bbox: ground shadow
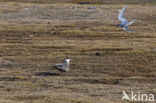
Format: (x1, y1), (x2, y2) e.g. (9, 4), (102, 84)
(34, 72), (60, 76)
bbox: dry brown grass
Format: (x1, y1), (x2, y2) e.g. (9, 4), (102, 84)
(0, 0), (156, 4)
(0, 2), (155, 103)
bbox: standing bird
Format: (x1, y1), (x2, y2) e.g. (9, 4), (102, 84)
(118, 5), (135, 32)
(54, 59), (71, 72)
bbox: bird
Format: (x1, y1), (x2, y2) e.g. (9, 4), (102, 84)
(85, 66), (90, 70)
(118, 5), (136, 32)
(54, 59), (71, 72)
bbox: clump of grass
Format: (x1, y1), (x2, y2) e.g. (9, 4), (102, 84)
(61, 30), (84, 35)
(0, 24), (48, 32)
(11, 95), (45, 101)
(61, 30), (94, 36)
(0, 76), (28, 81)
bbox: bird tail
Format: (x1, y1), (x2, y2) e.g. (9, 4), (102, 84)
(128, 20), (135, 25)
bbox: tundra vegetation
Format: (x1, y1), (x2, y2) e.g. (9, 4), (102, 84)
(0, 0), (155, 103)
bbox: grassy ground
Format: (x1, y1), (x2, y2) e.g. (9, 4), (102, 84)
(0, 0), (156, 4)
(0, 2), (155, 103)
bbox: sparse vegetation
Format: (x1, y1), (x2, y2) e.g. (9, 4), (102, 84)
(0, 1), (155, 103)
(0, 0), (156, 4)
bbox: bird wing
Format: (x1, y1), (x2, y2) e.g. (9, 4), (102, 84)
(54, 63), (69, 72)
(118, 5), (128, 24)
(123, 27), (134, 32)
(128, 20), (136, 25)
(54, 63), (63, 69)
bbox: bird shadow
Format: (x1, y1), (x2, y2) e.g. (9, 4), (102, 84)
(34, 72), (60, 76)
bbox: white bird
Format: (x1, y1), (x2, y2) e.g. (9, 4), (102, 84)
(54, 59), (71, 72)
(118, 5), (135, 32)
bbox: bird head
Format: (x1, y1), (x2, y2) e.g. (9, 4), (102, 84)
(64, 59), (71, 64)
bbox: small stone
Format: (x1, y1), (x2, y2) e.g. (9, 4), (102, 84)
(95, 52), (101, 56)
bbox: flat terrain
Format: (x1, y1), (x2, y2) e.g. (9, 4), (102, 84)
(0, 2), (156, 103)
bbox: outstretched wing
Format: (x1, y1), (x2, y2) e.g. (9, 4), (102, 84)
(123, 27), (134, 32)
(128, 20), (135, 25)
(118, 5), (128, 24)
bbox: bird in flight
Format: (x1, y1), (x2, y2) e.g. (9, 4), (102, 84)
(118, 5), (135, 32)
(54, 59), (71, 72)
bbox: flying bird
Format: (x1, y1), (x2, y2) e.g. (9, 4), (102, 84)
(118, 5), (135, 32)
(54, 59), (71, 72)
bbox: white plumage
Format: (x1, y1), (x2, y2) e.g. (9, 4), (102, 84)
(118, 5), (135, 32)
(54, 59), (71, 72)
